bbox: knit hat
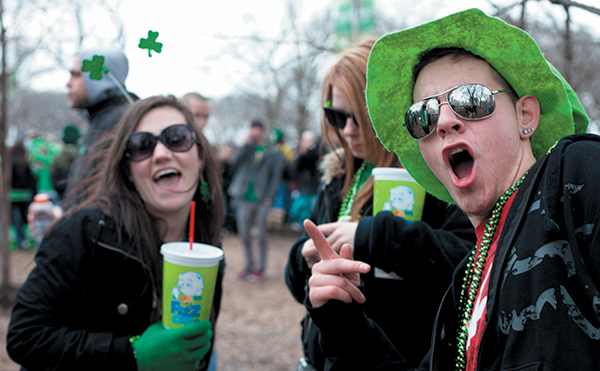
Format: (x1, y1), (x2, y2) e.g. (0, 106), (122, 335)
(273, 128), (285, 143)
(62, 125), (80, 145)
(366, 8), (589, 203)
(78, 49), (129, 108)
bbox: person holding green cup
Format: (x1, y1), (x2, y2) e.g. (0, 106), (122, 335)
(285, 39), (475, 370)
(304, 8), (595, 370)
(7, 95), (224, 371)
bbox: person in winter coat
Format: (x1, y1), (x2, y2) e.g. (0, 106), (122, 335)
(50, 125), (80, 202)
(285, 38), (475, 371)
(10, 139), (37, 248)
(304, 9), (598, 371)
(63, 48), (134, 209)
(288, 131), (322, 225)
(228, 120), (286, 282)
(7, 95), (224, 371)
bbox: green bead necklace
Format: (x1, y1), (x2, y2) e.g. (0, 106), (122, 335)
(338, 162), (368, 222)
(454, 172), (528, 371)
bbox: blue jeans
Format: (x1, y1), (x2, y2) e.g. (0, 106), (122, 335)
(208, 348), (217, 371)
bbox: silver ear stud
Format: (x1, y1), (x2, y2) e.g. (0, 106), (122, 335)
(523, 128), (534, 135)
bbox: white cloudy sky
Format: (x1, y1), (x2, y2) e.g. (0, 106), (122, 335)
(25, 0), (600, 100)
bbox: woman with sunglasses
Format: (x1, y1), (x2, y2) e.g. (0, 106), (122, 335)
(7, 95), (223, 371)
(285, 39), (475, 371)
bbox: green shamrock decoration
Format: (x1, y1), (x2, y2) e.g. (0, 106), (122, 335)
(81, 55), (109, 80)
(138, 30), (163, 57)
(200, 180), (211, 208)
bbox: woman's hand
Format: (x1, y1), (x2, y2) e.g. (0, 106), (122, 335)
(318, 221), (358, 252)
(131, 321), (213, 371)
(301, 221), (359, 269)
(304, 220), (370, 309)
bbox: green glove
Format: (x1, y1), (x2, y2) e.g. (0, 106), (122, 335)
(130, 321), (213, 371)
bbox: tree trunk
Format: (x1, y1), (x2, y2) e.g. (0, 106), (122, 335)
(563, 4), (573, 83)
(0, 0), (14, 304)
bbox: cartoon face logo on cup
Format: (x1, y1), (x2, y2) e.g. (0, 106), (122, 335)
(170, 271), (205, 325)
(172, 271), (205, 302)
(382, 185), (415, 220)
(372, 167), (426, 223)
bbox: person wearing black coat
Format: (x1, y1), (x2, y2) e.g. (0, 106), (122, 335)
(7, 96), (224, 371)
(63, 48), (133, 209)
(284, 38), (475, 371)
(11, 140), (37, 248)
(303, 9), (598, 371)
(286, 150), (475, 370)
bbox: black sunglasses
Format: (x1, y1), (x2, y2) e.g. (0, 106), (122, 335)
(324, 106), (358, 130)
(404, 83), (512, 140)
(125, 124), (197, 161)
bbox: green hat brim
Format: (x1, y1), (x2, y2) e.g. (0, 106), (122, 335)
(366, 8), (589, 204)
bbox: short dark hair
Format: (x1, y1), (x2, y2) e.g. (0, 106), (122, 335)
(413, 47), (518, 104)
(251, 120), (264, 129)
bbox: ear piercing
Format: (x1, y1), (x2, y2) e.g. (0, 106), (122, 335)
(523, 128), (534, 135)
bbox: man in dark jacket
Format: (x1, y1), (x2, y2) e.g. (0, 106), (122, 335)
(228, 120), (285, 282)
(303, 9), (599, 371)
(63, 48), (133, 208)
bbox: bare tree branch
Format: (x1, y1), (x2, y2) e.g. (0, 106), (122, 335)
(547, 0), (600, 16)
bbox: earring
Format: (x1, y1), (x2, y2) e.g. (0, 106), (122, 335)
(523, 128), (534, 135)
(199, 173), (211, 207)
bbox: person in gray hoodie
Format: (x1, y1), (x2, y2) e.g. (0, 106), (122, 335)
(64, 48), (134, 208)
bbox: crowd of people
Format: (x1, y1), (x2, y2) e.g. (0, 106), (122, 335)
(8, 49), (322, 252)
(5, 7), (600, 371)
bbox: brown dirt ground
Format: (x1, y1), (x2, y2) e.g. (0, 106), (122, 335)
(0, 229), (306, 371)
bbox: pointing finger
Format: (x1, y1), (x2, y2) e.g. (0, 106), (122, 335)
(304, 219), (338, 261)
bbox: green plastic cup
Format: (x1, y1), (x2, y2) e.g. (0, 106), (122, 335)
(372, 167), (426, 223)
(161, 242), (223, 329)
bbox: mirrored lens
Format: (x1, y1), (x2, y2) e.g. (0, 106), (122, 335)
(404, 99), (439, 140)
(448, 84), (496, 120)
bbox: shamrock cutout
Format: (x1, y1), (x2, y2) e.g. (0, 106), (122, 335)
(81, 55), (109, 80)
(200, 180), (211, 208)
(139, 30), (163, 57)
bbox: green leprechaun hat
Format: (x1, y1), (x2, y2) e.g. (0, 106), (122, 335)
(366, 8), (589, 204)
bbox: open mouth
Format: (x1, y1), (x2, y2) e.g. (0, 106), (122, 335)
(154, 169), (181, 188)
(449, 148), (474, 181)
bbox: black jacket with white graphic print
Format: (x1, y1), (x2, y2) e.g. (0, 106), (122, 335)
(307, 134), (600, 370)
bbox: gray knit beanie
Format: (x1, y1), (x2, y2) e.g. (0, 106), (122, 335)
(77, 49), (129, 107)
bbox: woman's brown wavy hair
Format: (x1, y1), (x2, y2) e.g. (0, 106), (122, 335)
(320, 38), (400, 220)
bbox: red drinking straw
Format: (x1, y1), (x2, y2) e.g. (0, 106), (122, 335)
(189, 201), (196, 250)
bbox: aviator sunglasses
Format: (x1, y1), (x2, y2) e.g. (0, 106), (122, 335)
(125, 124), (197, 161)
(324, 100), (358, 130)
(404, 83), (512, 140)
